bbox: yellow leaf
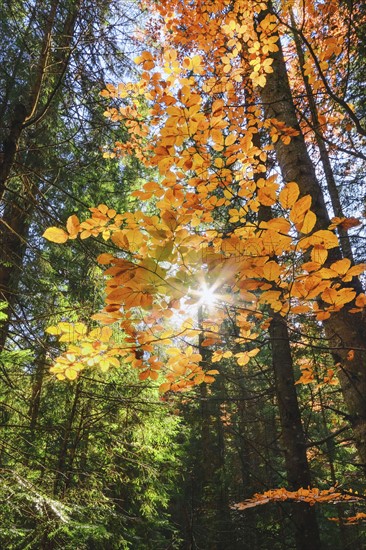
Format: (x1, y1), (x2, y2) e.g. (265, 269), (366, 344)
(343, 263), (366, 281)
(66, 215), (80, 238)
(300, 210), (316, 234)
(322, 287), (356, 306)
(259, 290), (282, 311)
(258, 186), (277, 206)
(308, 230), (339, 249)
(100, 326), (113, 342)
(302, 261), (321, 272)
(97, 204), (109, 214)
(80, 230), (91, 239)
(166, 347), (181, 356)
(266, 218), (290, 233)
(45, 325), (61, 335)
(311, 246), (328, 264)
(111, 230), (129, 249)
(235, 352), (250, 366)
(225, 133), (236, 146)
(107, 356), (120, 368)
(330, 258), (351, 275)
(43, 227), (69, 243)
(65, 367), (78, 380)
(263, 261), (281, 281)
(279, 182), (299, 209)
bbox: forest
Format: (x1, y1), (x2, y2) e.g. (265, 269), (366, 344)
(0, 0), (366, 548)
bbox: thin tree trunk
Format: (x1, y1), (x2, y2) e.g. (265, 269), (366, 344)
(269, 313), (322, 550)
(28, 354), (47, 435)
(290, 10), (354, 262)
(53, 380), (81, 497)
(0, 181), (35, 350)
(197, 306), (233, 550)
(0, 1), (80, 350)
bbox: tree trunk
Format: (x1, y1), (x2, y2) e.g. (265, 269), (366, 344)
(259, 3), (366, 469)
(53, 380), (81, 496)
(197, 306), (233, 550)
(28, 353), (47, 435)
(269, 313), (322, 550)
(0, 183), (35, 350)
(290, 11), (354, 262)
(258, 203), (321, 548)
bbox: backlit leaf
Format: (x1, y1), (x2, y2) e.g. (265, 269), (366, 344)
(43, 227), (69, 243)
(289, 195), (312, 225)
(263, 261), (281, 281)
(66, 215), (80, 238)
(279, 182), (299, 209)
(300, 210), (316, 234)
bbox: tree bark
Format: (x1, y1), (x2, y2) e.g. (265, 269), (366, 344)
(0, 182), (35, 350)
(290, 11), (354, 262)
(259, 4), (366, 469)
(53, 380), (81, 497)
(269, 313), (322, 550)
(197, 306), (233, 550)
(258, 203), (321, 549)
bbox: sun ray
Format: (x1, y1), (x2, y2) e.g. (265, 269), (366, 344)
(198, 282), (218, 308)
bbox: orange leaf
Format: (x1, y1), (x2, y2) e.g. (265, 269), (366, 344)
(289, 195), (312, 225)
(279, 182), (300, 209)
(308, 230), (339, 249)
(159, 382), (171, 393)
(97, 253), (115, 265)
(258, 186), (277, 206)
(330, 258), (351, 275)
(343, 263), (366, 281)
(339, 217), (361, 230)
(263, 260), (281, 281)
(311, 246), (328, 264)
(300, 210), (316, 234)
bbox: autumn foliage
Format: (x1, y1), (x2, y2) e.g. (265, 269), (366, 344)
(43, 0), (366, 525)
(44, 1), (365, 391)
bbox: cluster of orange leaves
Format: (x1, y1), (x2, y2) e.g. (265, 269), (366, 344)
(329, 512), (366, 524)
(43, 0), (365, 392)
(232, 486), (360, 510)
